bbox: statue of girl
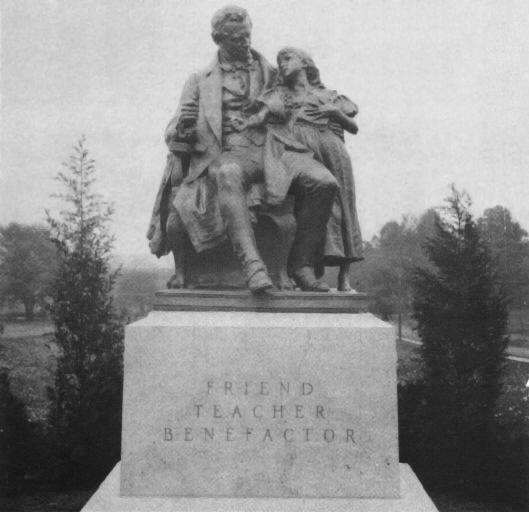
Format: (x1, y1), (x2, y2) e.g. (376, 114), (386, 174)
(233, 47), (363, 291)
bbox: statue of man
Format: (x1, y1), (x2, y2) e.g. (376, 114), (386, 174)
(151, 6), (338, 293)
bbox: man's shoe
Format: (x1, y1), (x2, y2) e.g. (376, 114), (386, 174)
(248, 269), (274, 294)
(291, 266), (330, 292)
(166, 271), (185, 289)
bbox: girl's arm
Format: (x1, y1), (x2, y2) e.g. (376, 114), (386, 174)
(315, 94), (358, 134)
(230, 105), (271, 132)
(329, 108), (358, 134)
(314, 104), (357, 134)
(336, 95), (358, 134)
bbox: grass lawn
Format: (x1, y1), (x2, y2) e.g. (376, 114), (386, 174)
(0, 319), (56, 423)
(1, 320), (54, 338)
(429, 490), (527, 512)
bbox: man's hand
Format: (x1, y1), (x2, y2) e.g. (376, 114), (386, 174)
(179, 101), (199, 124)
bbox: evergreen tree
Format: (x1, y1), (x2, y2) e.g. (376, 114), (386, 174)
(47, 137), (124, 486)
(412, 186), (508, 485)
(478, 205), (529, 308)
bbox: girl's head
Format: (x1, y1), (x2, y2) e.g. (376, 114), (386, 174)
(276, 47), (323, 87)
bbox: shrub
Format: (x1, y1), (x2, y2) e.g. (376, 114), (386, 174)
(409, 186), (509, 490)
(47, 138), (124, 486)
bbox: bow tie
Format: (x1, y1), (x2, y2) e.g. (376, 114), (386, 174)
(219, 59), (256, 72)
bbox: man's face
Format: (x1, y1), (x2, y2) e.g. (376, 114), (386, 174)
(217, 22), (251, 59)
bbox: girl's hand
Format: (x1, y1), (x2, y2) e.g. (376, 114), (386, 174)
(304, 102), (341, 119)
(317, 103), (341, 118)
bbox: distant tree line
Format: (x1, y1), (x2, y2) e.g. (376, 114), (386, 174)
(3, 204), (528, 324)
(0, 223), (57, 320)
(350, 203), (529, 329)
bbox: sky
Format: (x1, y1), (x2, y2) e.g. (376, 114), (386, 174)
(1, 0), (529, 261)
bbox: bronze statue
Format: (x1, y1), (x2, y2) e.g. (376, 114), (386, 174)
(147, 7), (362, 293)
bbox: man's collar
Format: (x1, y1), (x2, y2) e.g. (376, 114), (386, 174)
(205, 48), (264, 75)
(218, 50), (255, 72)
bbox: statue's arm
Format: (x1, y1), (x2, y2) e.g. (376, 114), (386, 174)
(230, 105), (271, 132)
(333, 96), (358, 134)
(165, 73), (200, 154)
(320, 93), (358, 137)
(246, 105), (271, 128)
(333, 109), (358, 135)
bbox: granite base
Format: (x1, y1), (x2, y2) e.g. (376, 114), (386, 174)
(120, 310), (399, 498)
(82, 463), (438, 511)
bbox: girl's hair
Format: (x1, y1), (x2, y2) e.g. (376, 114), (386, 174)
(276, 47), (324, 88)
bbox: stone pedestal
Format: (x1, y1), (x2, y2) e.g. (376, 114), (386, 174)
(82, 463), (439, 511)
(82, 290), (438, 510)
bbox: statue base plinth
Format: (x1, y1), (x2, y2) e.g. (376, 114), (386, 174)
(103, 289), (437, 509)
(120, 308), (398, 497)
(81, 463), (438, 511)
(153, 289), (369, 313)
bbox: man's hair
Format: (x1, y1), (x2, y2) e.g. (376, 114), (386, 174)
(211, 5), (252, 41)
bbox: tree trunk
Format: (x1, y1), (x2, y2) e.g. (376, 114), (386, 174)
(397, 273), (403, 340)
(23, 298), (35, 321)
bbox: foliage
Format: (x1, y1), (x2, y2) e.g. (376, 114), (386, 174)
(398, 346), (529, 506)
(0, 370), (38, 495)
(46, 137), (124, 486)
(478, 206), (529, 308)
(410, 186), (509, 488)
(0, 223), (56, 319)
(350, 212), (435, 332)
(351, 204), (529, 331)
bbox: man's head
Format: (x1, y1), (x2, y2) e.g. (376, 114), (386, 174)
(211, 6), (252, 60)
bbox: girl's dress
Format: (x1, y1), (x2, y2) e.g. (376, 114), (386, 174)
(259, 85), (364, 271)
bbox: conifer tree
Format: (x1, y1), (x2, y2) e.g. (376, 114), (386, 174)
(47, 137), (123, 485)
(412, 186), (508, 483)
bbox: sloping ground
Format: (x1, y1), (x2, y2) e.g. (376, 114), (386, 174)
(0, 490), (92, 512)
(0, 486), (526, 511)
(0, 321), (57, 423)
(430, 490), (527, 512)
